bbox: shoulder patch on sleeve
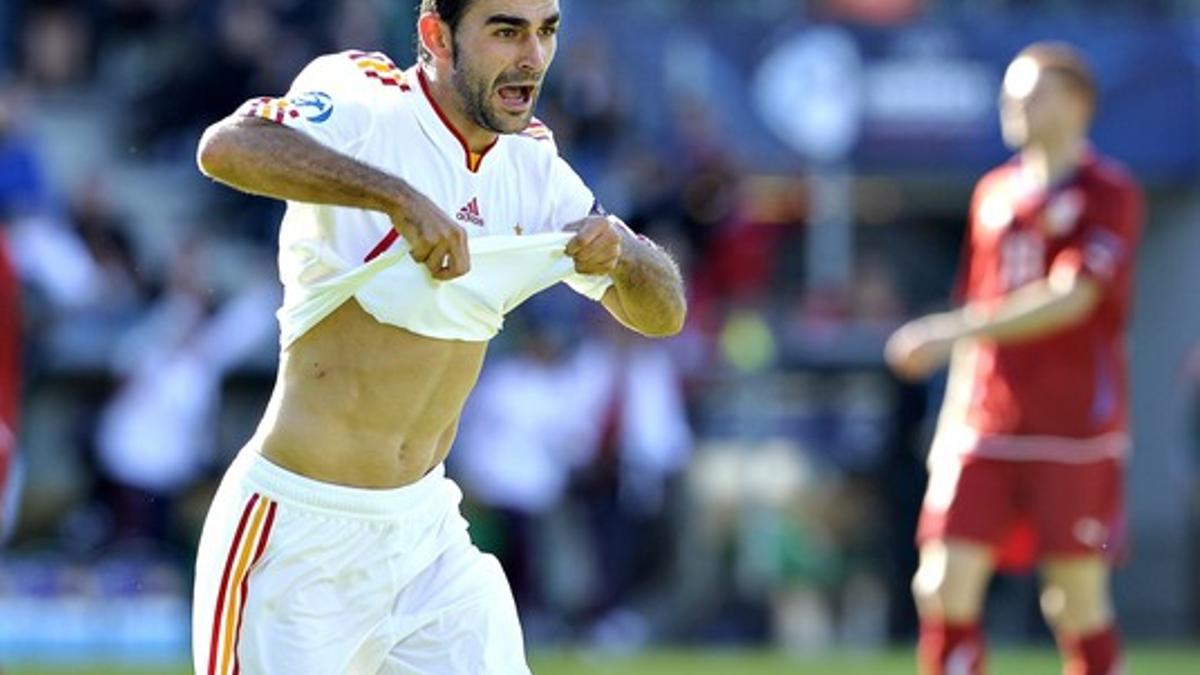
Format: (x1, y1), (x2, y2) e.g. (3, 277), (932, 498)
(240, 96), (302, 123)
(345, 50), (411, 91)
(239, 91), (336, 124)
(519, 117), (555, 142)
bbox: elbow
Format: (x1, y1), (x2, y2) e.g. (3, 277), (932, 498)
(640, 300), (687, 339)
(662, 305), (687, 337)
(196, 122), (233, 179)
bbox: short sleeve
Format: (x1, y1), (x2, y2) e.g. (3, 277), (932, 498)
(544, 154), (601, 230)
(234, 52), (382, 155)
(1049, 180), (1143, 293)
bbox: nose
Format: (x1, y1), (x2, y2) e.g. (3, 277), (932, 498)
(517, 33), (547, 73)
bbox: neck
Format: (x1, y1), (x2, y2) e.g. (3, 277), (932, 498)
(420, 65), (498, 154)
(1020, 136), (1087, 188)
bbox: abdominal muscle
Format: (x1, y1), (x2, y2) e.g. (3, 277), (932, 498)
(251, 299), (487, 488)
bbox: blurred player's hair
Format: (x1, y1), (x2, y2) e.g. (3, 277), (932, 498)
(417, 0), (477, 64)
(1018, 41), (1097, 116)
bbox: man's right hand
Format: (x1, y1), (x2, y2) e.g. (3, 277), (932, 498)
(389, 194), (470, 281)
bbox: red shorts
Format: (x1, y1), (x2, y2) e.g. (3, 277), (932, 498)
(916, 455), (1126, 572)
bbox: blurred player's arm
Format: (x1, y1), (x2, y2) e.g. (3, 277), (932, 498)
(886, 274), (1100, 381)
(564, 217), (686, 338)
(196, 116), (469, 279)
(888, 181), (1140, 382)
(961, 272), (1101, 342)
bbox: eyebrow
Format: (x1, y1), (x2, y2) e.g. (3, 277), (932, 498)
(485, 13), (560, 28)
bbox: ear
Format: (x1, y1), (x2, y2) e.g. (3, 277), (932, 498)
(418, 13), (454, 63)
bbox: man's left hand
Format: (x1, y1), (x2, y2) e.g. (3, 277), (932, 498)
(564, 216), (624, 276)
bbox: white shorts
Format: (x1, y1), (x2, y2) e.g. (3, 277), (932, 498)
(192, 450), (529, 675)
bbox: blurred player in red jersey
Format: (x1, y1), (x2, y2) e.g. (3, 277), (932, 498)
(0, 226), (19, 542)
(886, 42), (1143, 675)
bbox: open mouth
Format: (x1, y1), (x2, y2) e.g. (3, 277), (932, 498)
(496, 85), (535, 113)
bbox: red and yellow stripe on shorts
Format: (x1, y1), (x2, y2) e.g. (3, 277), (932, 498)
(207, 494), (278, 675)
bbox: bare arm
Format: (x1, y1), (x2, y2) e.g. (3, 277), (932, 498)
(958, 275), (1100, 343)
(564, 217), (686, 338)
(886, 274), (1100, 380)
(196, 116), (469, 278)
(601, 232), (686, 337)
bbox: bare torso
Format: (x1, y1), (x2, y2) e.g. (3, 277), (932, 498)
(253, 299), (487, 488)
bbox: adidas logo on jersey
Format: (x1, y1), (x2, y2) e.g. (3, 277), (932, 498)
(455, 198), (484, 227)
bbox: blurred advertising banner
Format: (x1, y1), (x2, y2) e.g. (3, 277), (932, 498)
(578, 6), (1198, 182)
(754, 20), (1200, 179)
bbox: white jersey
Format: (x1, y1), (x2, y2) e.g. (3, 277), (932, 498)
(235, 50), (612, 345)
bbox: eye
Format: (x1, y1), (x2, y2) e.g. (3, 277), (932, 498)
(539, 25), (558, 37)
(495, 28), (517, 38)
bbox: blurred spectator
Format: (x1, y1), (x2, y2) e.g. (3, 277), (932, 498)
(6, 211), (105, 313)
(691, 175), (807, 337)
(455, 292), (693, 645)
(0, 81), (107, 314)
(542, 32), (630, 177)
(67, 174), (151, 314)
(122, 0), (309, 158)
(568, 313), (693, 644)
(820, 0), (927, 24)
(452, 294), (599, 628)
(92, 239), (275, 545)
(18, 3), (94, 90)
(0, 83), (49, 220)
(330, 0), (388, 52)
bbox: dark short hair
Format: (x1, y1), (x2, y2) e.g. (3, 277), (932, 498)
(417, 0), (476, 63)
(1019, 41), (1097, 113)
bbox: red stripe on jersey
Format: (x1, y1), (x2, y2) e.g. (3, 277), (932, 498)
(364, 230), (400, 262)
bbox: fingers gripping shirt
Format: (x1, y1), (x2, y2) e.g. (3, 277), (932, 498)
(233, 51), (613, 345)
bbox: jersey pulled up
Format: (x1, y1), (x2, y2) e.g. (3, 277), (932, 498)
(235, 51), (612, 346)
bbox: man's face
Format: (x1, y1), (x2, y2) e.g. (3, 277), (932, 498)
(999, 56), (1083, 150)
(446, 0), (560, 134)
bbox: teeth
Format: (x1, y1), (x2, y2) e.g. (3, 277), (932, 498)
(498, 86), (528, 106)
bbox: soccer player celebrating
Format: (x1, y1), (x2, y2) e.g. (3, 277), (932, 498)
(191, 1), (685, 672)
(886, 42), (1142, 675)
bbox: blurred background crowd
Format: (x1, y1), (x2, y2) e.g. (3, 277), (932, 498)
(0, 0), (1198, 665)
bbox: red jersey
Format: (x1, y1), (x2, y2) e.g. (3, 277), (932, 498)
(942, 151), (1142, 462)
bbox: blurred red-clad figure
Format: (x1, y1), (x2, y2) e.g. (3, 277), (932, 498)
(0, 228), (20, 540)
